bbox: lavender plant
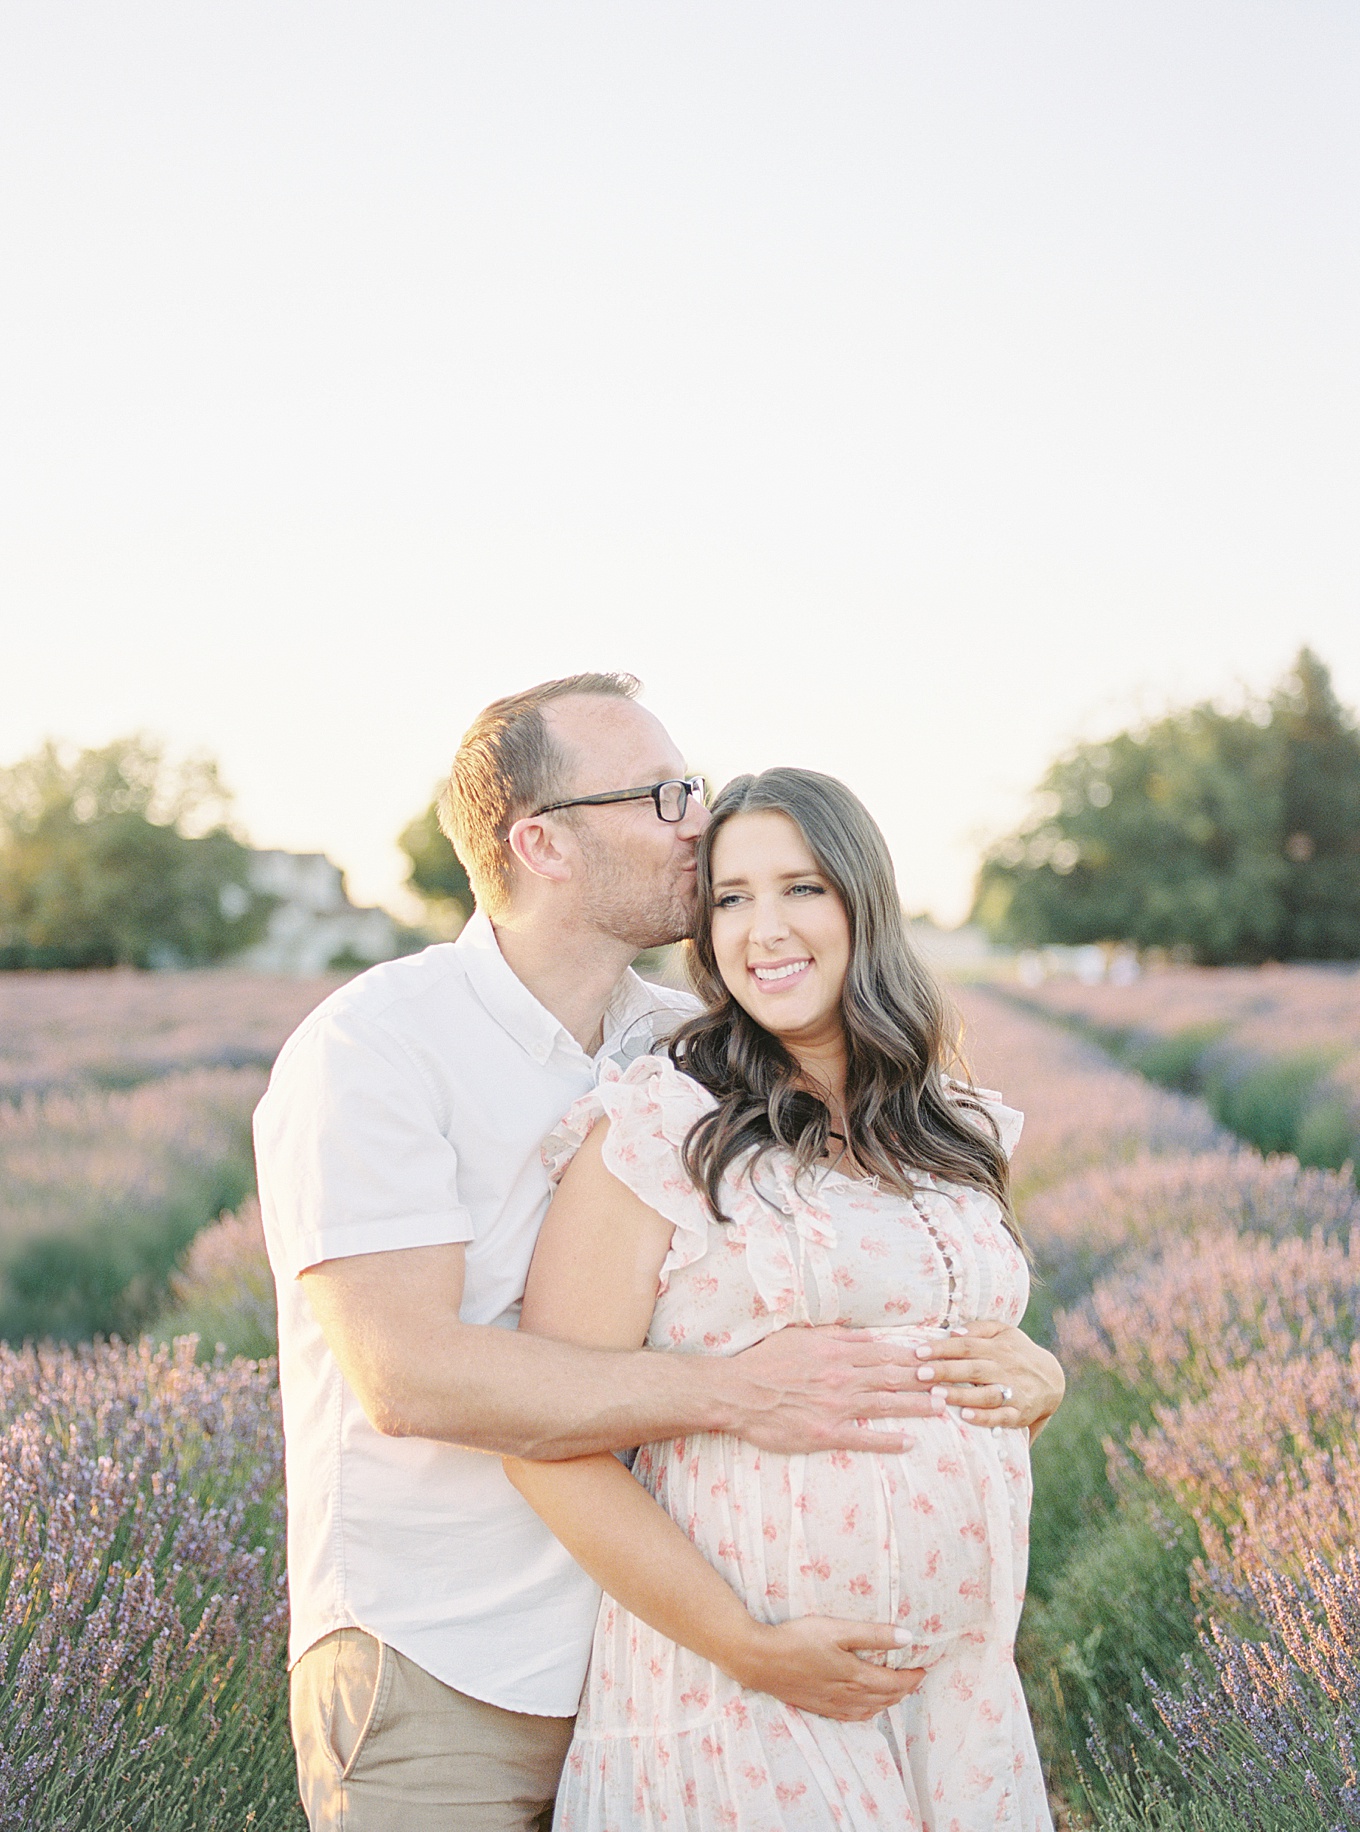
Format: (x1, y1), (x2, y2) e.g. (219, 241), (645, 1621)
(1029, 1148), (1359, 1314)
(0, 1336), (300, 1831)
(1090, 1548), (1360, 1830)
(953, 985), (1224, 1201)
(1058, 1224), (1360, 1403)
(1015, 961), (1360, 1139)
(0, 969), (336, 1101)
(156, 1200), (277, 1361)
(1136, 1344), (1360, 1580)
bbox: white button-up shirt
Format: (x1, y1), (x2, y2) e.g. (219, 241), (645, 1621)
(254, 913), (698, 1716)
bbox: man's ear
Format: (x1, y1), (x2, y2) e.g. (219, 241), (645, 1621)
(505, 815), (574, 886)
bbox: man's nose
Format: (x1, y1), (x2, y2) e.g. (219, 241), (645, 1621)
(679, 798), (711, 839)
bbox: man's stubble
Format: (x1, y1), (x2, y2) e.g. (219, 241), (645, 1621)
(573, 824), (697, 954)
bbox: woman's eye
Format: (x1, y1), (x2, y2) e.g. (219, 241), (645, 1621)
(789, 882), (824, 897)
(714, 893), (744, 909)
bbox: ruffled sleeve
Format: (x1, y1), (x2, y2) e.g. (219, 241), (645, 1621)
(542, 1055), (718, 1283)
(944, 1077), (1024, 1161)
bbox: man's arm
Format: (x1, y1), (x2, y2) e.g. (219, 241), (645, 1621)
(301, 1238), (947, 1460)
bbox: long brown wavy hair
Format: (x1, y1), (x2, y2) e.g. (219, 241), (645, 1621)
(669, 768), (1020, 1243)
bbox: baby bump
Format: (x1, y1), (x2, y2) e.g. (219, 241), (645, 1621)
(636, 1418), (1031, 1669)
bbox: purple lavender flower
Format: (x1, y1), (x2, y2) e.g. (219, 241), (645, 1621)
(0, 1336), (291, 1827)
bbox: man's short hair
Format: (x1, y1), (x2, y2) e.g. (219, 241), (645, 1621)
(439, 673), (641, 916)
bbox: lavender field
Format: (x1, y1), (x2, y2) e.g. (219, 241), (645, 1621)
(4, 967), (1360, 1827)
(0, 972), (336, 1343)
(0, 970), (334, 1830)
(958, 982), (1360, 1826)
(1010, 963), (1360, 1178)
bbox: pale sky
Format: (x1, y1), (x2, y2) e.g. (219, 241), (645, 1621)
(3, 3), (1357, 924)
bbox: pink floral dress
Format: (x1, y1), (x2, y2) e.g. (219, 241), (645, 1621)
(542, 1055), (1052, 1832)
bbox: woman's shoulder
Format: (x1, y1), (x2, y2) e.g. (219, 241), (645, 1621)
(543, 1055), (714, 1185)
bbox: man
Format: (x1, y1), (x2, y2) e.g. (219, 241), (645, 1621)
(256, 672), (1059, 1831)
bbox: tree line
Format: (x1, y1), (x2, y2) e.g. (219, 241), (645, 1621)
(0, 739), (471, 970)
(972, 649), (1360, 964)
(6, 649), (1355, 971)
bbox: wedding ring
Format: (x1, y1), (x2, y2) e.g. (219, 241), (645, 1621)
(1001, 1386), (1014, 1402)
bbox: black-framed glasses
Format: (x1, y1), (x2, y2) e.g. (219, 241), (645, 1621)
(530, 776), (706, 824)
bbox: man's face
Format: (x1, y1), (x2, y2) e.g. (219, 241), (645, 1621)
(542, 696), (709, 950)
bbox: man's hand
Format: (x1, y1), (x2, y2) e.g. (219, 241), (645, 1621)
(722, 1326), (947, 1454)
(906, 1320), (1065, 1439)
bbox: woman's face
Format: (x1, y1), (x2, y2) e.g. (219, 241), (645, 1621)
(707, 810), (851, 1052)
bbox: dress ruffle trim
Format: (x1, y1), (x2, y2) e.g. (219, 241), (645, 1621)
(542, 1055), (719, 1284)
(544, 1055), (845, 1310)
(944, 1077), (1025, 1162)
(543, 1057), (1025, 1310)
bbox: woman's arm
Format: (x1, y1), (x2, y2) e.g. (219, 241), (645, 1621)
(506, 1121), (923, 1722)
(508, 1440), (918, 1719)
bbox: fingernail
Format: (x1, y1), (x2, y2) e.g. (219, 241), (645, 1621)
(916, 1366), (935, 1381)
(951, 1327), (968, 1337)
(930, 1385), (947, 1398)
(914, 1345), (932, 1358)
(960, 1407), (975, 1420)
(892, 1627), (914, 1645)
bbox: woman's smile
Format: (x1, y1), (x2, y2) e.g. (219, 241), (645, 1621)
(748, 956), (813, 990)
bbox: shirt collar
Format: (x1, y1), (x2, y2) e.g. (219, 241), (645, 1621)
(455, 911), (679, 1068)
(456, 911), (568, 1066)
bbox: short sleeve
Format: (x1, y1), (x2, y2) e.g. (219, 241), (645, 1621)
(254, 1008), (475, 1280)
(542, 1055), (717, 1283)
(944, 1077), (1025, 1161)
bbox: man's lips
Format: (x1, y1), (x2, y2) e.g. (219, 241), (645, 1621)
(748, 957), (813, 990)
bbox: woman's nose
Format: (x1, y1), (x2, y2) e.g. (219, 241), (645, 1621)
(750, 901), (791, 948)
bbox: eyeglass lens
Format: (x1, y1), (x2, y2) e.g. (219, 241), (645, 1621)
(657, 778), (705, 821)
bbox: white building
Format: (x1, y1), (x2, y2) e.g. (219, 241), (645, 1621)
(237, 850), (408, 975)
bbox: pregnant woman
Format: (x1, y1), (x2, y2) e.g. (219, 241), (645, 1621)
(507, 768), (1059, 1830)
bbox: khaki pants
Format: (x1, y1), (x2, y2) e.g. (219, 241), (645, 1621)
(291, 1629), (576, 1832)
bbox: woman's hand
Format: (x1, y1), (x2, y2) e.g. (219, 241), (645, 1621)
(726, 1616), (925, 1722)
(910, 1321), (1065, 1440)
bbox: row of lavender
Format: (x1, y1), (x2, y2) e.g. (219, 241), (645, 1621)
(0, 1337), (299, 1829)
(0, 973), (334, 1828)
(1012, 962), (1360, 1177)
(958, 988), (1360, 1827)
(0, 973), (334, 1342)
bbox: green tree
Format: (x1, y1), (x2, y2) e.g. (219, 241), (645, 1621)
(398, 799), (474, 933)
(0, 738), (272, 969)
(1273, 648), (1360, 959)
(972, 651), (1360, 964)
